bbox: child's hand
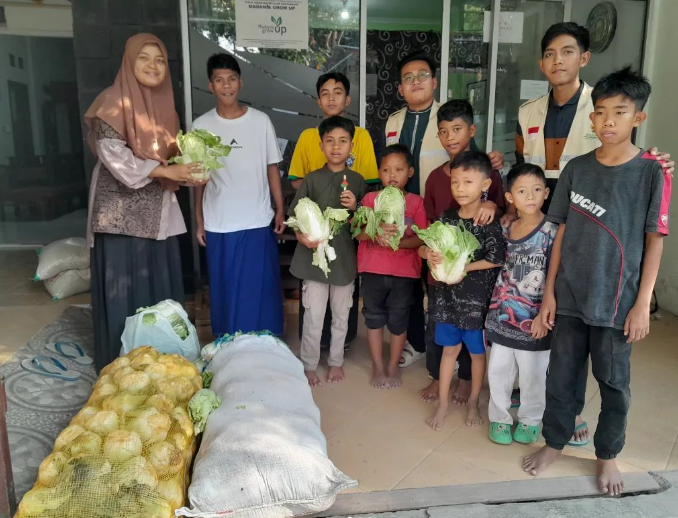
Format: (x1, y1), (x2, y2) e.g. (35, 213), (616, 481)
(340, 190), (357, 211)
(500, 209), (517, 228)
(425, 248), (443, 266)
(473, 202), (497, 226)
(296, 231), (319, 249)
(624, 303), (650, 343)
(531, 317), (548, 340)
(540, 292), (557, 331)
(375, 223), (397, 247)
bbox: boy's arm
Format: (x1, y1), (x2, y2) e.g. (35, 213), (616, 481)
(355, 130), (380, 184)
(515, 121), (525, 165)
(267, 163), (285, 234)
(540, 223), (565, 330)
(194, 184), (206, 247)
(624, 233), (664, 343)
(465, 259), (502, 272)
(400, 197), (427, 249)
(288, 132), (308, 190)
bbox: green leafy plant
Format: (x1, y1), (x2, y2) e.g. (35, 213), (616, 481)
(285, 198), (349, 277)
(411, 221), (481, 284)
(350, 186), (407, 251)
(170, 129), (231, 179)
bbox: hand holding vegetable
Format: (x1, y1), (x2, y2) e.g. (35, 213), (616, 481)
(153, 162), (206, 185)
(296, 230), (320, 249)
(340, 190), (357, 211)
(376, 223), (397, 247)
(412, 221), (481, 284)
(419, 245), (443, 265)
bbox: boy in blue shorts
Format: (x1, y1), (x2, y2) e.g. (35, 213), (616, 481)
(419, 151), (505, 430)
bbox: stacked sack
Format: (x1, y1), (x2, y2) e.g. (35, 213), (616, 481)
(35, 237), (90, 300)
(15, 346), (202, 518)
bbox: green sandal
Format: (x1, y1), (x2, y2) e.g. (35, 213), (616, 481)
(489, 422), (513, 445)
(567, 421), (590, 447)
(513, 422), (540, 444)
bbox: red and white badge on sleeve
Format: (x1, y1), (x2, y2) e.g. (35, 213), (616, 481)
(527, 126), (540, 141)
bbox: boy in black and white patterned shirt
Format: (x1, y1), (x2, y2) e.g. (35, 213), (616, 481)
(420, 151), (505, 431)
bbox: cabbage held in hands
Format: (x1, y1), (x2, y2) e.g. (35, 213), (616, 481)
(170, 129), (231, 180)
(351, 186), (407, 251)
(412, 221), (481, 284)
(285, 198), (349, 277)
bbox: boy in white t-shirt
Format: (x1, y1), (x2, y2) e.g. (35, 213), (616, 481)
(192, 53), (286, 337)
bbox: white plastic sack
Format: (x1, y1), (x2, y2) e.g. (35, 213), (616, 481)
(44, 268), (91, 300)
(121, 299), (200, 361)
(35, 237), (89, 280)
(177, 334), (357, 518)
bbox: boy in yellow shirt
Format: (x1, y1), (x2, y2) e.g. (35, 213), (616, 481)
(289, 72), (379, 188)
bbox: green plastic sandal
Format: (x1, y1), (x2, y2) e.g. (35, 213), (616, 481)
(489, 422), (513, 445)
(513, 422), (540, 444)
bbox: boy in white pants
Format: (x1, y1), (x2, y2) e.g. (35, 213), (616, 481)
(485, 164), (557, 444)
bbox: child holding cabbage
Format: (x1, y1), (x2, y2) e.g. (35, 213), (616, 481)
(353, 145), (427, 389)
(288, 116), (366, 387)
(418, 151), (505, 430)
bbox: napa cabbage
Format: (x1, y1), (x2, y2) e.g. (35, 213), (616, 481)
(170, 129), (231, 179)
(285, 198), (350, 277)
(412, 221), (481, 284)
(351, 186), (406, 251)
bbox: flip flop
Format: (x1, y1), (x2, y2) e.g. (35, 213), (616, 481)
(21, 356), (82, 381)
(399, 342), (424, 368)
(567, 421), (590, 447)
(46, 342), (94, 366)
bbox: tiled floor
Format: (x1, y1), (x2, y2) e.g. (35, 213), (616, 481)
(0, 250), (91, 363)
(2, 249), (678, 493)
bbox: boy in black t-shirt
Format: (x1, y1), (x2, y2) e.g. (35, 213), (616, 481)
(523, 68), (671, 496)
(419, 151), (505, 431)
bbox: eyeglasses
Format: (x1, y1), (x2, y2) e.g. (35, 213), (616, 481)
(401, 71), (432, 85)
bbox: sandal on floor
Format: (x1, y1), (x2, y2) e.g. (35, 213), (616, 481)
(399, 342), (424, 368)
(21, 356), (81, 381)
(513, 422), (540, 444)
(567, 421), (590, 447)
(46, 342), (93, 366)
(489, 422), (513, 445)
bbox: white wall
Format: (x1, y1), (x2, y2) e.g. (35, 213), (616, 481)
(570, 0), (647, 85)
(641, 0), (678, 316)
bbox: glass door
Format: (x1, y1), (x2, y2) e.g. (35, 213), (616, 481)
(489, 0), (565, 168)
(447, 1), (492, 150)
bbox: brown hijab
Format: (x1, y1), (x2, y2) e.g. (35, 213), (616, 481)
(84, 33), (179, 163)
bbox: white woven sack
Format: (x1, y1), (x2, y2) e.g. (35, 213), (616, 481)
(44, 268), (90, 300)
(177, 334), (357, 518)
(35, 237), (89, 280)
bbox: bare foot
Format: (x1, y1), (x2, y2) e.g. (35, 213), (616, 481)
(371, 365), (387, 389)
(327, 366), (345, 384)
(597, 458), (624, 496)
(571, 415), (590, 443)
(452, 379), (471, 405)
(305, 370), (322, 387)
(522, 446), (561, 476)
(426, 406), (448, 431)
(383, 365), (402, 389)
(465, 402), (483, 427)
(419, 380), (439, 403)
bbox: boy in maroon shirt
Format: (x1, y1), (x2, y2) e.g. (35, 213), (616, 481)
(419, 100), (506, 404)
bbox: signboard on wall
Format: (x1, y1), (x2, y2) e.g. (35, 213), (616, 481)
(235, 0), (309, 50)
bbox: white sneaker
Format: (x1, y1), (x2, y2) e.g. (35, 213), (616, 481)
(399, 341), (425, 368)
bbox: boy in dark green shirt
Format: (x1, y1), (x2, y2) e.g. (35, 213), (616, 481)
(289, 116), (366, 387)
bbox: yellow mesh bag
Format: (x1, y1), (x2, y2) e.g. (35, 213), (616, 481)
(15, 346), (202, 518)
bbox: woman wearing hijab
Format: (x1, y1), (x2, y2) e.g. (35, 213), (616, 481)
(85, 34), (204, 372)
